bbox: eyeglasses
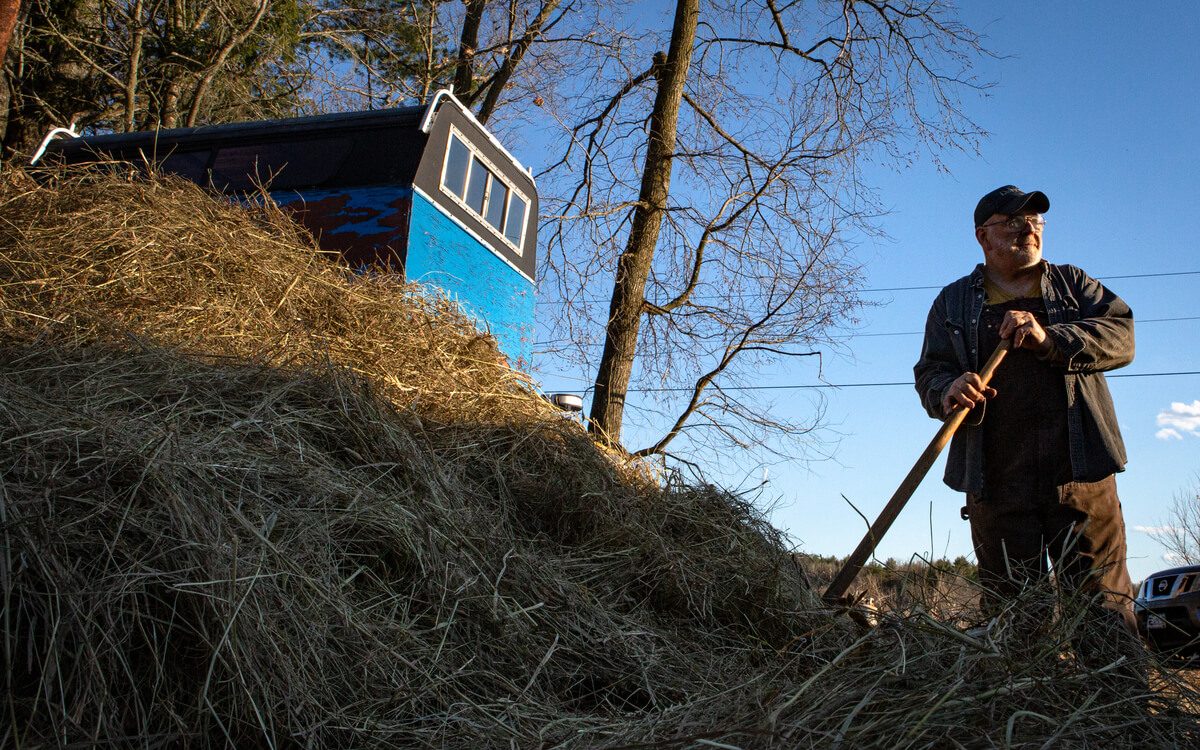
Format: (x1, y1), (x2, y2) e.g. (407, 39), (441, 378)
(980, 214), (1046, 233)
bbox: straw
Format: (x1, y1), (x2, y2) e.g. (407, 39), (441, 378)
(1, 166), (1196, 748)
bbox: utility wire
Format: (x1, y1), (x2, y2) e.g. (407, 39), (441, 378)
(851, 315), (1200, 339)
(538, 370), (1200, 395)
(534, 270), (1200, 306)
(533, 315), (1200, 348)
(856, 270), (1200, 294)
(531, 270), (1200, 392)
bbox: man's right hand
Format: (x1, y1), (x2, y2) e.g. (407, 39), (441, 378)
(941, 372), (997, 416)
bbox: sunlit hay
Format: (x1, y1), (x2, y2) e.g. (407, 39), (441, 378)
(1, 168), (1198, 748)
(0, 342), (824, 747)
(0, 165), (545, 426)
(605, 579), (1200, 749)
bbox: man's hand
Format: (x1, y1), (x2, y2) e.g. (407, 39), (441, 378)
(999, 310), (1052, 354)
(942, 372), (997, 416)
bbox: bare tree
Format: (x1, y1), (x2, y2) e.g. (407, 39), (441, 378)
(539, 0), (989, 459)
(462, 0), (569, 123)
(309, 0), (575, 123)
(1157, 476), (1200, 565)
(304, 0), (445, 109)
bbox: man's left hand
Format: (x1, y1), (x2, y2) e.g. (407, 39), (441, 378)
(999, 310), (1052, 355)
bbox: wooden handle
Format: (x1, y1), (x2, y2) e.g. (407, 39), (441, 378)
(823, 338), (1011, 603)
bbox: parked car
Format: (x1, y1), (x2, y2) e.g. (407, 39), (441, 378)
(1134, 564), (1200, 654)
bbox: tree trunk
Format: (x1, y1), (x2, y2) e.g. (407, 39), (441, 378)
(0, 0), (14, 151)
(453, 0), (487, 97)
(160, 79), (180, 128)
(0, 0), (19, 66)
(475, 0), (562, 123)
(587, 0), (698, 447)
(184, 0), (269, 126)
(124, 0), (145, 131)
(0, 69), (9, 157)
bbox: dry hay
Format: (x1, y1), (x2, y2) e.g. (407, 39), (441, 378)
(1, 167), (1199, 748)
(0, 165), (543, 426)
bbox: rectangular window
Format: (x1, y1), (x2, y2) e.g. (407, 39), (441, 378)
(438, 125), (531, 256)
(465, 156), (490, 214)
(485, 181), (508, 230)
(442, 134), (470, 197)
(504, 195), (527, 247)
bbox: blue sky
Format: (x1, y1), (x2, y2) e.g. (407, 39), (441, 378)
(778, 1), (1200, 583)
(526, 2), (1200, 583)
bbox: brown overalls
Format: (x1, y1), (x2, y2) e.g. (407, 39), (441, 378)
(966, 296), (1136, 645)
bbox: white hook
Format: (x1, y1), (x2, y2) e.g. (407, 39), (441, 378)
(29, 123), (81, 165)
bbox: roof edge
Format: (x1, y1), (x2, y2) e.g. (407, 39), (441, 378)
(421, 88), (535, 187)
(47, 105), (427, 153)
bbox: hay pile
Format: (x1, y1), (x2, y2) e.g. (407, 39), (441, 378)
(2, 168), (1198, 748)
(0, 167), (537, 425)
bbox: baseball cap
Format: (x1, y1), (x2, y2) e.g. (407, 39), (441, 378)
(974, 185), (1050, 227)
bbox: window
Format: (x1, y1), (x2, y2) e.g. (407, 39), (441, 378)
(443, 136), (470, 196)
(439, 128), (530, 254)
(503, 195), (526, 247)
(485, 181), (507, 230)
(465, 156), (490, 214)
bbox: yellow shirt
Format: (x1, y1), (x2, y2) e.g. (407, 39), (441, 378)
(983, 274), (1040, 305)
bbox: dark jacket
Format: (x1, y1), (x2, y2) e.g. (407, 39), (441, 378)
(914, 262), (1133, 493)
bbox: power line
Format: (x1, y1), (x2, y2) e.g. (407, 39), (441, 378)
(858, 270), (1200, 294)
(851, 315), (1200, 339)
(531, 271), (1200, 393)
(1090, 270), (1200, 281)
(532, 315), (1200, 348)
(533, 269), (1200, 306)
(538, 370), (1200, 395)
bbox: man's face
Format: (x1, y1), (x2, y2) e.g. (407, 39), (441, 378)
(975, 210), (1044, 272)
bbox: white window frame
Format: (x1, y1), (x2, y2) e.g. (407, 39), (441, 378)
(439, 125), (530, 256)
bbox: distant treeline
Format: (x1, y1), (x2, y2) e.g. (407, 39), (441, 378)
(795, 552), (981, 619)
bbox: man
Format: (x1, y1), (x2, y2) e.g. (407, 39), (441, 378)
(913, 185), (1137, 642)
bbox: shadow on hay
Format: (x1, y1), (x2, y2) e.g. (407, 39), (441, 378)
(2, 168), (1199, 748)
(0, 341), (820, 747)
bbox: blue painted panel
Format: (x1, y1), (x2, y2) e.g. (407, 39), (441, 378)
(272, 187), (413, 272)
(406, 190), (534, 366)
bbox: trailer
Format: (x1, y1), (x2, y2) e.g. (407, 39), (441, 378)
(41, 91), (537, 365)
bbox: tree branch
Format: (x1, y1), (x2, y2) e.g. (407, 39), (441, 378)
(473, 0), (567, 122)
(184, 0), (269, 127)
